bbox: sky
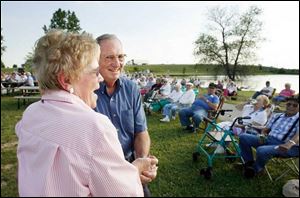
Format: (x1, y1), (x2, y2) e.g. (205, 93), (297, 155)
(1, 1), (299, 69)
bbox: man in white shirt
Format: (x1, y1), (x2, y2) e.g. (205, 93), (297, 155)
(252, 81), (274, 99)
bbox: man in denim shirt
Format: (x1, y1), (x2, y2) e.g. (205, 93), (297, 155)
(239, 96), (299, 178)
(179, 82), (219, 132)
(95, 34), (157, 196)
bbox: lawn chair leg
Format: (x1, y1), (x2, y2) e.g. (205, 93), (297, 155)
(265, 158), (299, 182)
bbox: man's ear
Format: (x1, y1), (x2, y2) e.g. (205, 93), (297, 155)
(57, 72), (71, 91)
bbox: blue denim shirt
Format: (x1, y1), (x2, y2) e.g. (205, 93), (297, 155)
(191, 94), (219, 111)
(94, 77), (147, 159)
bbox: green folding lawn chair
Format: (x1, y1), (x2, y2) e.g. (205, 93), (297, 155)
(192, 115), (251, 179)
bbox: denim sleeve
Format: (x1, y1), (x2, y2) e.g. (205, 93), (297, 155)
(213, 96), (220, 104)
(133, 84), (147, 133)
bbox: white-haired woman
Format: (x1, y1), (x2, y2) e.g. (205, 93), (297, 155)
(16, 29), (157, 197)
(219, 95), (271, 136)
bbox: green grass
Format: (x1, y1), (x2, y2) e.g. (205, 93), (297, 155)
(224, 90), (254, 105)
(124, 64), (299, 76)
(146, 111), (294, 197)
(1, 96), (25, 197)
(1, 94), (296, 197)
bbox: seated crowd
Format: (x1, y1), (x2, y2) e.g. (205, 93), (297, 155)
(1, 70), (36, 87)
(127, 73), (298, 180)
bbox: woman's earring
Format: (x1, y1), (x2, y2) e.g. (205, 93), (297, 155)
(69, 87), (74, 94)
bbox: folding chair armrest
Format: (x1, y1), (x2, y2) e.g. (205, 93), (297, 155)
(203, 116), (214, 124)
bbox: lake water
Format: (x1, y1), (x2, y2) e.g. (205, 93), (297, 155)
(182, 75), (299, 93)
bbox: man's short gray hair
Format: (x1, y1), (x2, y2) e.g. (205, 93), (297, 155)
(96, 34), (119, 45)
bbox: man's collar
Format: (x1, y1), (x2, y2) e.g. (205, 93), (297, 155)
(100, 78), (123, 93)
(284, 112), (299, 118)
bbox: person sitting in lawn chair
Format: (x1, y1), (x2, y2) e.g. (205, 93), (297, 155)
(239, 95), (299, 179)
(148, 80), (180, 113)
(143, 77), (162, 103)
(155, 78), (171, 100)
(224, 79), (237, 99)
(178, 82), (219, 133)
(251, 81), (275, 99)
(272, 83), (295, 105)
(160, 82), (195, 122)
(218, 95), (271, 136)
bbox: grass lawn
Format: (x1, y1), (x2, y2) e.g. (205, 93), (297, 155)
(1, 91), (296, 197)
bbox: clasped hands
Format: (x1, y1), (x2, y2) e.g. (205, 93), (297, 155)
(132, 155), (158, 184)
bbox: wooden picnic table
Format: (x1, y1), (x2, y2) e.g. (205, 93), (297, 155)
(14, 86), (41, 109)
(19, 86), (40, 96)
(1, 81), (25, 94)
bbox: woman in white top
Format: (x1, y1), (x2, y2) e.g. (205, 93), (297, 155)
(218, 95), (270, 135)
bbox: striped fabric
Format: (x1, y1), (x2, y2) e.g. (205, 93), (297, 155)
(15, 90), (143, 197)
(267, 112), (299, 142)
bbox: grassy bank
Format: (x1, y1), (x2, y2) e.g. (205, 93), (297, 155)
(124, 64), (299, 76)
(0, 92), (295, 197)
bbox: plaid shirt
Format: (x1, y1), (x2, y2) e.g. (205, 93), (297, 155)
(267, 112), (299, 143)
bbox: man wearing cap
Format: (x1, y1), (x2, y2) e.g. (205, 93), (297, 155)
(178, 82), (219, 132)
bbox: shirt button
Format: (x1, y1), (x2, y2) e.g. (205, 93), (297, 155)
(113, 114), (116, 117)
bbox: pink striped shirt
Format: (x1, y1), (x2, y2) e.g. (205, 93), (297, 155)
(16, 90), (143, 197)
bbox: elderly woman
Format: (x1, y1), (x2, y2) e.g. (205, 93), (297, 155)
(213, 95), (271, 154)
(273, 83), (295, 104)
(15, 30), (157, 197)
(160, 83), (195, 122)
(219, 95), (271, 136)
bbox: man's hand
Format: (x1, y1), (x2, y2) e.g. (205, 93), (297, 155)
(132, 155), (158, 184)
(276, 143), (291, 153)
(140, 155), (158, 184)
(140, 166), (158, 184)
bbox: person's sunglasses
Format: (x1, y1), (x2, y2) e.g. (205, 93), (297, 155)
(286, 103), (298, 108)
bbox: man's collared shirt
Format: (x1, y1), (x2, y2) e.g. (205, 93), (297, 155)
(95, 77), (147, 159)
(191, 94), (219, 111)
(267, 112), (299, 142)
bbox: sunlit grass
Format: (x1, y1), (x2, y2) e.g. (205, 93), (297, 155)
(1, 94), (296, 197)
(146, 111), (291, 197)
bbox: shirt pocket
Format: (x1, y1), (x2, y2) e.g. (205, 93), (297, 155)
(121, 109), (134, 133)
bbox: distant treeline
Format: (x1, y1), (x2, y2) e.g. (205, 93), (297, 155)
(2, 64), (298, 76)
(124, 64), (299, 76)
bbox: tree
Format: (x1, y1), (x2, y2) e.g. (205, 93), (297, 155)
(43, 8), (81, 33)
(23, 50), (34, 71)
(194, 6), (264, 81)
(1, 28), (6, 55)
(1, 28), (6, 68)
(182, 67), (186, 75)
